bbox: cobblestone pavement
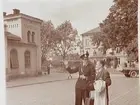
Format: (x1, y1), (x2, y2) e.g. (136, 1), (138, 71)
(7, 73), (139, 105)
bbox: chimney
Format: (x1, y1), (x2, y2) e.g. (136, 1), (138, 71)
(13, 9), (20, 15)
(3, 12), (6, 16)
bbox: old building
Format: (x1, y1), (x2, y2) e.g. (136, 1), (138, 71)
(4, 9), (43, 80)
(81, 27), (102, 57)
(81, 27), (127, 66)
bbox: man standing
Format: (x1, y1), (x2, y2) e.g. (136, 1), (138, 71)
(64, 54), (96, 105)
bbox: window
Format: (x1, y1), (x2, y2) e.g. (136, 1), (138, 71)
(85, 39), (90, 46)
(32, 32), (35, 42)
(27, 31), (31, 42)
(10, 49), (19, 69)
(117, 58), (120, 64)
(24, 51), (31, 68)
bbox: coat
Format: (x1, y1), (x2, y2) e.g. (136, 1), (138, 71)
(95, 68), (111, 105)
(66, 61), (96, 90)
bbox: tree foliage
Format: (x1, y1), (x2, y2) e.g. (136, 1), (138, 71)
(41, 20), (78, 64)
(91, 32), (110, 54)
(92, 0), (138, 60)
(53, 20), (78, 60)
(41, 20), (57, 64)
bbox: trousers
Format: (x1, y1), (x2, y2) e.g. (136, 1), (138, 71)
(75, 88), (94, 105)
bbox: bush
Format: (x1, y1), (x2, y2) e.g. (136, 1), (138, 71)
(51, 60), (63, 68)
(68, 60), (81, 67)
(51, 60), (81, 68)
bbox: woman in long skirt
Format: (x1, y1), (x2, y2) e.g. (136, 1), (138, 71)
(94, 60), (112, 105)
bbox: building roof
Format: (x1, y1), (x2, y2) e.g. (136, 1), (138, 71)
(4, 13), (42, 22)
(4, 9), (43, 23)
(81, 27), (100, 36)
(5, 31), (21, 41)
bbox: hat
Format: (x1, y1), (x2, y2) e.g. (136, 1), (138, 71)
(80, 54), (89, 60)
(99, 60), (105, 66)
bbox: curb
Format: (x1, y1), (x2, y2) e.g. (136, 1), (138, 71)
(7, 78), (77, 88)
(7, 73), (122, 88)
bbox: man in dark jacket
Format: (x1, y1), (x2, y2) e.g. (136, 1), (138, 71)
(64, 54), (96, 105)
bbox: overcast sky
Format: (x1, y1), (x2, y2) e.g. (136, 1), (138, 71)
(3, 0), (114, 34)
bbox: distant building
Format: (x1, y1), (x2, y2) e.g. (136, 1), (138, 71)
(81, 27), (101, 57)
(4, 9), (43, 80)
(81, 27), (127, 66)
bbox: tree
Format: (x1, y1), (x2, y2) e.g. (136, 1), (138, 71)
(53, 20), (78, 60)
(91, 31), (110, 54)
(41, 21), (57, 64)
(126, 37), (138, 61)
(93, 0), (138, 61)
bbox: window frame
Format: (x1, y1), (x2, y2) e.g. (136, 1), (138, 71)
(27, 31), (31, 42)
(10, 49), (19, 69)
(24, 50), (31, 68)
(32, 32), (35, 43)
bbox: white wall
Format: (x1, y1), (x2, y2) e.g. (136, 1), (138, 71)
(21, 18), (40, 44)
(82, 35), (98, 57)
(4, 18), (22, 37)
(21, 18), (42, 71)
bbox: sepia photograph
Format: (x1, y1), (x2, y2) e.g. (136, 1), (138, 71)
(2, 0), (139, 105)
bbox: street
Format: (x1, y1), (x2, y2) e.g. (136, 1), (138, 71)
(7, 74), (139, 105)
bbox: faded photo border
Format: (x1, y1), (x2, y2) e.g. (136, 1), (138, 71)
(138, 0), (140, 85)
(0, 0), (6, 105)
(0, 0), (140, 105)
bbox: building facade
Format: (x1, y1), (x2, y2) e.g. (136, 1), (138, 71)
(4, 9), (43, 80)
(81, 27), (127, 66)
(81, 27), (102, 57)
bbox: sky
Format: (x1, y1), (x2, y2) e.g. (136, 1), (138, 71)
(3, 0), (114, 35)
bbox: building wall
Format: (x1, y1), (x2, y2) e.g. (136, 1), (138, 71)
(82, 34), (98, 57)
(7, 43), (37, 76)
(4, 11), (42, 78)
(82, 31), (128, 65)
(21, 17), (42, 71)
(21, 18), (41, 44)
(4, 17), (22, 37)
(5, 33), (8, 73)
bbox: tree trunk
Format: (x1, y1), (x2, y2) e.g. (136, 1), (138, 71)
(41, 55), (46, 66)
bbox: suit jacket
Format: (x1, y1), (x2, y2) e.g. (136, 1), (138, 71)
(95, 68), (111, 105)
(66, 61), (96, 89)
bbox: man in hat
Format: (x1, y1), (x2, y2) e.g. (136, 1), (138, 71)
(64, 54), (96, 105)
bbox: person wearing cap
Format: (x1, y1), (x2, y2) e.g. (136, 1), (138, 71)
(64, 54), (96, 105)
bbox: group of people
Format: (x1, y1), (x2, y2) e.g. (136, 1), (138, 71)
(64, 54), (112, 105)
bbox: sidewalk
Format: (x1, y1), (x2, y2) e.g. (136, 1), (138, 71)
(7, 72), (78, 88)
(7, 69), (122, 88)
